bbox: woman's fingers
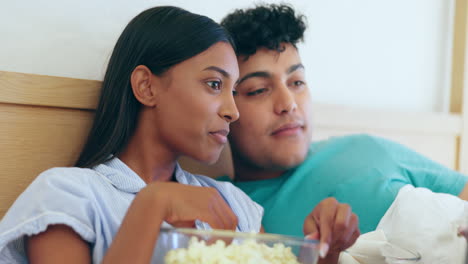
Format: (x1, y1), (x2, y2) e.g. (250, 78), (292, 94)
(159, 183), (237, 231)
(206, 190), (237, 230)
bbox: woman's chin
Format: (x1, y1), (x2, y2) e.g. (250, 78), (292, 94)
(193, 150), (222, 165)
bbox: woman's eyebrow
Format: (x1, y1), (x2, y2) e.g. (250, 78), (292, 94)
(203, 66), (230, 78)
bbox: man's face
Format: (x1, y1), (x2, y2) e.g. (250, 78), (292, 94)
(229, 43), (312, 171)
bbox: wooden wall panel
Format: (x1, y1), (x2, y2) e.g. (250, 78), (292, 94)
(0, 71), (100, 110)
(0, 103), (93, 217)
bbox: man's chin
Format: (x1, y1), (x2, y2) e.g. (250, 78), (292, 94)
(269, 151), (308, 170)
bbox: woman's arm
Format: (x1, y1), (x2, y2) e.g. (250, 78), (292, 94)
(27, 182), (237, 264)
(102, 184), (166, 264)
(27, 225), (92, 264)
(27, 187), (165, 264)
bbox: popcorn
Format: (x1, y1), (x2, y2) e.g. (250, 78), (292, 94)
(164, 237), (301, 264)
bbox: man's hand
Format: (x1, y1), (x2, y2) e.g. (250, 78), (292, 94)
(458, 226), (468, 240)
(303, 198), (360, 263)
(458, 183), (468, 201)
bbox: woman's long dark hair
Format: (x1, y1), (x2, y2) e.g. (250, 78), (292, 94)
(75, 6), (234, 168)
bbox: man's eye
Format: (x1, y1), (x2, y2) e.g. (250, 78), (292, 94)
(207, 81), (221, 90)
(293, 80), (305, 87)
(247, 88), (266, 96)
(233, 90), (238, 96)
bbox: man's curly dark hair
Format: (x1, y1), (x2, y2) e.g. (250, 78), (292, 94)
(221, 4), (307, 59)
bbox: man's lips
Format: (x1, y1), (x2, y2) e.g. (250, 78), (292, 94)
(271, 122), (304, 136)
(209, 129), (229, 144)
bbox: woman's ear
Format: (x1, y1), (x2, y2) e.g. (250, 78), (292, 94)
(130, 65), (158, 107)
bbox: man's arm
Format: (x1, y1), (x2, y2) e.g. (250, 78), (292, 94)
(459, 183), (468, 201)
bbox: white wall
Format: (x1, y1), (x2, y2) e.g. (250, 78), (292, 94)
(0, 0), (455, 112)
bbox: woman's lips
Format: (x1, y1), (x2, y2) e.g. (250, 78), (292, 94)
(209, 129), (229, 144)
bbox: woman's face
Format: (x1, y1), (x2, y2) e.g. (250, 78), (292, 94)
(152, 42), (239, 164)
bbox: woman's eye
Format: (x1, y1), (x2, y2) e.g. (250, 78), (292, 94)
(233, 90), (238, 96)
(247, 88), (266, 96)
(207, 81), (221, 90)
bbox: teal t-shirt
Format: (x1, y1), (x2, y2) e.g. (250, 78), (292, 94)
(220, 134), (468, 236)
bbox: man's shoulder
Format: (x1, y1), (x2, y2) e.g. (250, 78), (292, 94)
(216, 175), (233, 182)
(309, 133), (387, 153)
(312, 133), (379, 147)
(302, 133), (391, 168)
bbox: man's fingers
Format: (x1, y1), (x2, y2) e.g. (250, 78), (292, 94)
(458, 226), (468, 238)
(348, 225), (361, 249)
(318, 198), (338, 258)
(345, 215), (360, 249)
(303, 213), (321, 256)
(331, 203), (352, 246)
(305, 232), (319, 240)
(335, 226), (360, 252)
(344, 213), (359, 240)
(335, 213), (360, 251)
(303, 213), (319, 236)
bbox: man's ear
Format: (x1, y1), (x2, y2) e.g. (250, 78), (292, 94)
(130, 65), (158, 107)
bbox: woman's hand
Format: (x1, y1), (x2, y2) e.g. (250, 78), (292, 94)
(151, 182), (238, 231)
(103, 182), (237, 264)
(303, 198), (360, 264)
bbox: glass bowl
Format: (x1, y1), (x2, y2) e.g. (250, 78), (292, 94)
(153, 227), (320, 264)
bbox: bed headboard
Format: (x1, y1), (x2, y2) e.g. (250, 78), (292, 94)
(0, 70), (465, 218)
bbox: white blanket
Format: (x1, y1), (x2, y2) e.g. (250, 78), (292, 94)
(339, 185), (468, 264)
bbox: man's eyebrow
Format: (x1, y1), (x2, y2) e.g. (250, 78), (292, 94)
(286, 63), (304, 74)
(203, 66), (230, 78)
(236, 71), (271, 85)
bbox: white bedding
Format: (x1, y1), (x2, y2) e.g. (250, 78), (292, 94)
(340, 185), (468, 263)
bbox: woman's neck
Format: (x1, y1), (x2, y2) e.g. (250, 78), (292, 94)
(119, 145), (177, 184)
(118, 120), (178, 184)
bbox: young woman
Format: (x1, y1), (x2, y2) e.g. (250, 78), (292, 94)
(0, 6), (262, 263)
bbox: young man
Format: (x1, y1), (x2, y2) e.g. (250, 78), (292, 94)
(220, 2), (468, 260)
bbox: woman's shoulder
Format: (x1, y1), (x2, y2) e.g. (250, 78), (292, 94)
(11, 166), (105, 209)
(33, 166), (100, 187)
(0, 166), (100, 263)
(183, 170), (237, 190)
(39, 166), (96, 176)
(22, 166), (114, 204)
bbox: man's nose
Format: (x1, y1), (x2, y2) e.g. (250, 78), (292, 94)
(274, 84), (297, 115)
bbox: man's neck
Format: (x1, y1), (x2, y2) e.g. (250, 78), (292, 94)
(233, 161), (286, 182)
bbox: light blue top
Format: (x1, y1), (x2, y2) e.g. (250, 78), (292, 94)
(0, 157), (263, 263)
(220, 134), (468, 236)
